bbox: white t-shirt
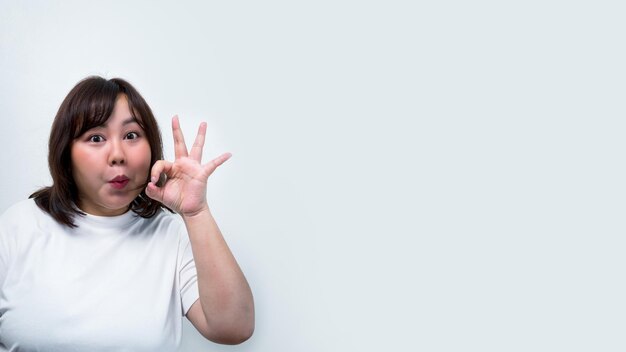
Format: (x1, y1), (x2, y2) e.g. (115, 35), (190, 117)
(0, 199), (200, 351)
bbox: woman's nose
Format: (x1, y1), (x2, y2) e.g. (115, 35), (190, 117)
(108, 140), (126, 165)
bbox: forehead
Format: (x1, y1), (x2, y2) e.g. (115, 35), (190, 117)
(113, 94), (130, 112)
(104, 95), (141, 126)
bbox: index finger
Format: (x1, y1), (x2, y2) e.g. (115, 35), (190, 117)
(172, 115), (189, 159)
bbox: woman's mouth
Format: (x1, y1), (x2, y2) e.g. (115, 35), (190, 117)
(109, 176), (130, 190)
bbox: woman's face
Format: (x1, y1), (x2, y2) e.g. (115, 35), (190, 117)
(71, 94), (152, 216)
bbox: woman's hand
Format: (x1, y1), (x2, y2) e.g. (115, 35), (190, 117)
(145, 115), (231, 217)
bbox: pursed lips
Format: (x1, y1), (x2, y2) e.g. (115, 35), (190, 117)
(108, 175), (130, 189)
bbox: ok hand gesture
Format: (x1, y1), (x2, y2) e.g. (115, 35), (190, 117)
(145, 116), (231, 217)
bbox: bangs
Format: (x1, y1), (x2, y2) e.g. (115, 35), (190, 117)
(125, 98), (147, 131)
(71, 83), (123, 138)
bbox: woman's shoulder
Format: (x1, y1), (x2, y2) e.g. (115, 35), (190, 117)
(0, 198), (46, 224)
(0, 199), (53, 247)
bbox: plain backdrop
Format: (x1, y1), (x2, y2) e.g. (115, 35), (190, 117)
(0, 1), (624, 351)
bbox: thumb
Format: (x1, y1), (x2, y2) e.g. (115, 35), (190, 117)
(145, 182), (165, 202)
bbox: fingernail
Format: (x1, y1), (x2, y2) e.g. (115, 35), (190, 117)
(151, 176), (157, 184)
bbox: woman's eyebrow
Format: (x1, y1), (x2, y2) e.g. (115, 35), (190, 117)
(122, 117), (140, 126)
(99, 117), (139, 128)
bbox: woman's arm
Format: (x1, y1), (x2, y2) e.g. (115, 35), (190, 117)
(145, 116), (254, 344)
(182, 207), (254, 344)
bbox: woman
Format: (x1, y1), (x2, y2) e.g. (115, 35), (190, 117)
(0, 76), (254, 351)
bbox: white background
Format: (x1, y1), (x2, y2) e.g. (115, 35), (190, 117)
(1, 1), (624, 351)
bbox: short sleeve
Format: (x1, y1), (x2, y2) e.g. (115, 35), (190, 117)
(0, 225), (8, 289)
(178, 227), (199, 316)
(0, 208), (14, 289)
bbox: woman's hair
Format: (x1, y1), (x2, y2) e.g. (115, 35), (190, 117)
(30, 76), (170, 227)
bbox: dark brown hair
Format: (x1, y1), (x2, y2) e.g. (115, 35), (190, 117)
(30, 76), (170, 227)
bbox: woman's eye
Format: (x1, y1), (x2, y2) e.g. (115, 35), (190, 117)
(89, 135), (104, 143)
(125, 132), (140, 140)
